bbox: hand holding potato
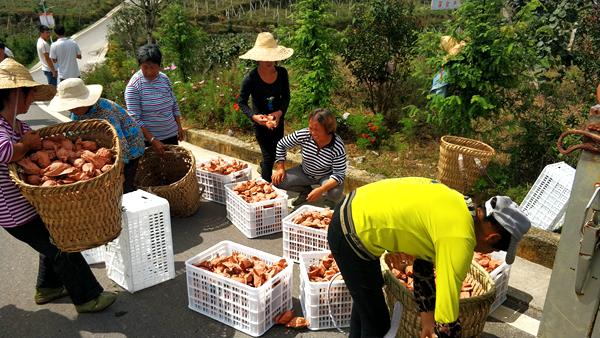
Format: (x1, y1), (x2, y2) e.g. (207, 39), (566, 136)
(271, 167), (286, 185)
(307, 186), (326, 202)
(22, 131), (42, 151)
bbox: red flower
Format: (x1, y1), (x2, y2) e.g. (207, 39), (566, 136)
(361, 133), (369, 138)
(235, 94), (240, 99)
(369, 126), (378, 132)
(233, 103), (240, 111)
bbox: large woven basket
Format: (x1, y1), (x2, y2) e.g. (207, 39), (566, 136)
(135, 145), (201, 217)
(437, 136), (495, 194)
(8, 119), (123, 252)
(381, 253), (495, 338)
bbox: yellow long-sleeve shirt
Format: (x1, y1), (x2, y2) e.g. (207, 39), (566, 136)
(347, 177), (475, 323)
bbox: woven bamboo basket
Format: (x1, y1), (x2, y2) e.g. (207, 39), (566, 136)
(134, 145), (201, 217)
(437, 136), (495, 194)
(8, 119), (123, 252)
(381, 252), (495, 338)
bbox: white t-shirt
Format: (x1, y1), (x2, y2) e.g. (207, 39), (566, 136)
(4, 47), (13, 58)
(49, 37), (81, 79)
(36, 37), (51, 72)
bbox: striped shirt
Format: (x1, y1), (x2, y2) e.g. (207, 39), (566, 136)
(124, 70), (180, 141)
(72, 98), (145, 164)
(0, 117), (37, 228)
(276, 128), (347, 184)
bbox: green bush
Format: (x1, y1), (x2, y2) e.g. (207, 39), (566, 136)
(346, 113), (389, 149)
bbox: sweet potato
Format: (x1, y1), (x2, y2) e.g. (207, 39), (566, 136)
(285, 317), (308, 329)
(197, 157), (248, 175)
(26, 175), (42, 185)
(41, 179), (58, 187)
(76, 138), (98, 152)
(275, 310), (294, 325)
(81, 150), (107, 169)
(43, 162), (73, 177)
(73, 158), (86, 169)
(17, 158), (42, 175)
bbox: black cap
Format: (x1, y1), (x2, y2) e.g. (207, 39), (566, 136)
(39, 25), (50, 33)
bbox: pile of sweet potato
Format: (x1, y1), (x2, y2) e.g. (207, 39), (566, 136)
(387, 253), (476, 298)
(473, 252), (503, 273)
(292, 208), (333, 230)
(193, 252), (287, 288)
(197, 157), (248, 175)
(274, 310), (308, 329)
(232, 180), (279, 203)
(307, 253), (343, 282)
(16, 136), (113, 187)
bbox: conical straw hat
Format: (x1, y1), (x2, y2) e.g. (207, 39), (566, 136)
(239, 32), (294, 62)
(0, 58), (56, 101)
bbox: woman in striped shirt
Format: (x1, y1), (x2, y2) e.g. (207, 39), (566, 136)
(0, 58), (116, 313)
(272, 108), (347, 207)
(125, 44), (183, 155)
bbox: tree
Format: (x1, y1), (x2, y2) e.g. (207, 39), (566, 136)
(157, 2), (208, 81)
(285, 0), (338, 119)
(341, 0), (417, 123)
(109, 4), (146, 56)
(129, 0), (170, 44)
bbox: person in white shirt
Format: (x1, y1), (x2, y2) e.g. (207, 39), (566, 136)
(36, 25), (57, 86)
(49, 24), (81, 82)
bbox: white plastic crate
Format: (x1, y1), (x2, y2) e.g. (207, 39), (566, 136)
(282, 205), (329, 263)
(488, 251), (511, 313)
(82, 246), (106, 265)
(196, 162), (252, 204)
(520, 162), (575, 231)
(224, 180), (289, 238)
(105, 190), (175, 293)
(299, 251), (352, 330)
(186, 240), (293, 337)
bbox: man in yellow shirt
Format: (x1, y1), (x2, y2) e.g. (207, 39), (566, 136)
(327, 177), (531, 338)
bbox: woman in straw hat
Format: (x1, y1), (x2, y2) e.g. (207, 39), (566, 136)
(48, 78), (145, 193)
(238, 32), (293, 182)
(0, 58), (117, 312)
(430, 36), (466, 97)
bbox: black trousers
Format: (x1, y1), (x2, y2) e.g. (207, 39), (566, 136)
(327, 203), (391, 338)
(4, 217), (103, 305)
(123, 157), (140, 194)
(144, 135), (179, 148)
(255, 126), (283, 182)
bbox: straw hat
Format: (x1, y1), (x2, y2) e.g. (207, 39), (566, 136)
(48, 78), (103, 112)
(440, 35), (466, 61)
(0, 58), (56, 101)
(239, 32), (294, 62)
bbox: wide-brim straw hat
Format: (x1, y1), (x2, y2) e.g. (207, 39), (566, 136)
(440, 35), (466, 61)
(0, 58), (56, 101)
(48, 78), (103, 112)
(239, 32), (294, 62)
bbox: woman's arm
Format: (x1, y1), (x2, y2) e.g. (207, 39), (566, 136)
(238, 73), (256, 119)
(280, 67), (290, 117)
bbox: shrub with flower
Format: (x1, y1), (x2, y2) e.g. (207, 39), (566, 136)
(346, 112), (389, 149)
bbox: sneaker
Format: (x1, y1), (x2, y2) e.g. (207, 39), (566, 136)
(75, 292), (117, 313)
(35, 287), (68, 305)
(292, 192), (309, 207)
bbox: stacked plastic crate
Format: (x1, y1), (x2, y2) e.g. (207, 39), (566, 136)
(196, 160), (252, 204)
(105, 190), (175, 293)
(282, 205), (330, 263)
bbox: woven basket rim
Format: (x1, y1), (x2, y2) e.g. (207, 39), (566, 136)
(136, 145), (196, 190)
(8, 119), (122, 192)
(440, 135), (495, 156)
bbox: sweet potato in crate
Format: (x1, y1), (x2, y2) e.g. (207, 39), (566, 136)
(474, 251), (510, 312)
(282, 205), (332, 263)
(196, 158), (252, 204)
(224, 179), (288, 238)
(299, 251), (352, 330)
(186, 241), (293, 337)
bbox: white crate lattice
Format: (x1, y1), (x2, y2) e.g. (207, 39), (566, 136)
(488, 251), (511, 313)
(224, 180), (289, 238)
(105, 190), (175, 293)
(82, 246), (106, 265)
(196, 162), (252, 204)
(186, 240), (293, 337)
(520, 162), (575, 231)
(299, 251), (352, 330)
(282, 205), (329, 263)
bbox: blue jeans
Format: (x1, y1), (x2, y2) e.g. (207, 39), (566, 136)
(43, 71), (57, 86)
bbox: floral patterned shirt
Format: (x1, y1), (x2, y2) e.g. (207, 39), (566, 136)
(72, 98), (145, 164)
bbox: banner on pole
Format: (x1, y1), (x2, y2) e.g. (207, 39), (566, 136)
(39, 13), (55, 28)
(431, 0), (461, 10)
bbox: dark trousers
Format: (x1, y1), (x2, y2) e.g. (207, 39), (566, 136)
(123, 157), (140, 194)
(327, 203), (391, 338)
(255, 126), (283, 182)
(144, 135), (179, 148)
(43, 71), (57, 86)
(4, 217), (103, 305)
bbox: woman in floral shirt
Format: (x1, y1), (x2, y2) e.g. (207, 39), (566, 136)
(49, 78), (145, 193)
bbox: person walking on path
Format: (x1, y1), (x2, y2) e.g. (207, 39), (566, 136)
(272, 108), (347, 207)
(0, 58), (116, 313)
(238, 32), (292, 182)
(36, 25), (57, 86)
(49, 24), (81, 82)
(49, 78), (145, 193)
(327, 177), (531, 338)
(125, 44), (183, 156)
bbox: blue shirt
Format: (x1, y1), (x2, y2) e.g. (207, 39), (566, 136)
(72, 98), (145, 164)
